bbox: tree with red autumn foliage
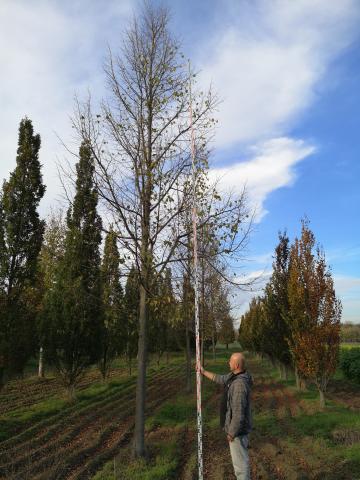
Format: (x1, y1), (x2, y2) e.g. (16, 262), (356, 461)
(287, 219), (342, 407)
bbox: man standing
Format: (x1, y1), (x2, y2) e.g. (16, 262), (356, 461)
(200, 352), (253, 480)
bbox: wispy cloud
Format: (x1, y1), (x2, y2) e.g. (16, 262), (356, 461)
(210, 137), (316, 219)
(199, 0), (360, 218)
(199, 0), (360, 148)
(0, 0), (132, 213)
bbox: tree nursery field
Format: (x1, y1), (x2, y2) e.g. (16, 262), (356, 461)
(0, 348), (359, 480)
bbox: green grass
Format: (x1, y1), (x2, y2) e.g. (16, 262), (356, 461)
(93, 432), (182, 480)
(0, 367), (143, 442)
(289, 405), (360, 440)
(94, 347), (238, 480)
(0, 396), (67, 442)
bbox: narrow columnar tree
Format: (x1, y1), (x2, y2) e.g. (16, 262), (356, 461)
(42, 141), (103, 400)
(215, 282), (235, 349)
(149, 268), (176, 366)
(37, 209), (67, 378)
(263, 231), (292, 378)
(288, 220), (341, 407)
(99, 228), (125, 380)
(0, 118), (46, 388)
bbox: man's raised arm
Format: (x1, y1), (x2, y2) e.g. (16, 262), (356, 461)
(199, 365), (231, 385)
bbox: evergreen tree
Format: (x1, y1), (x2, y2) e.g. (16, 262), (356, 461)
(37, 209), (66, 378)
(42, 141), (103, 400)
(124, 266), (139, 375)
(0, 118), (45, 387)
(149, 268), (176, 366)
(263, 231), (292, 377)
(218, 292), (235, 349)
(99, 228), (125, 380)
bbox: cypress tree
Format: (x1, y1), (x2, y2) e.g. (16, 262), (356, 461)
(37, 209), (67, 378)
(149, 269), (175, 366)
(0, 118), (45, 387)
(124, 266), (139, 375)
(263, 231), (292, 378)
(43, 141), (103, 400)
(99, 228), (125, 380)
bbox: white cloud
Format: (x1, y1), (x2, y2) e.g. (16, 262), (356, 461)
(210, 136), (315, 219)
(198, 0), (360, 148)
(0, 0), (132, 213)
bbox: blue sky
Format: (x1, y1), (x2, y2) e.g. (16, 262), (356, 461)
(0, 0), (359, 323)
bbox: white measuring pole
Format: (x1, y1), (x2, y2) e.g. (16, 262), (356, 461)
(188, 61), (203, 480)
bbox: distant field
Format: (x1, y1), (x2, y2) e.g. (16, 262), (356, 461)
(341, 342), (360, 349)
(0, 348), (359, 479)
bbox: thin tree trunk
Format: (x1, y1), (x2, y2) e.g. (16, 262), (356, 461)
(66, 383), (76, 402)
(134, 282), (147, 458)
(281, 363), (288, 380)
(295, 365), (307, 390)
(295, 365), (301, 389)
(319, 388), (325, 408)
(38, 346), (44, 378)
(0, 368), (4, 392)
(212, 333), (216, 362)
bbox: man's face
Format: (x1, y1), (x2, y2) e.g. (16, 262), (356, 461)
(229, 355), (237, 371)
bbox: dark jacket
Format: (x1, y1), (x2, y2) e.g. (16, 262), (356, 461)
(214, 370), (253, 438)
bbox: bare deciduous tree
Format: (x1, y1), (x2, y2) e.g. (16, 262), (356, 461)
(71, 3), (217, 457)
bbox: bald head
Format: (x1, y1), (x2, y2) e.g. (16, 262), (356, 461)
(229, 352), (245, 372)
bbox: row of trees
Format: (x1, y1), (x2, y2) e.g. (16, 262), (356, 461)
(0, 122), (238, 392)
(239, 221), (342, 408)
(340, 322), (360, 343)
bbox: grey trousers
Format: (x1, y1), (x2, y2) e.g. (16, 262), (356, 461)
(229, 434), (250, 480)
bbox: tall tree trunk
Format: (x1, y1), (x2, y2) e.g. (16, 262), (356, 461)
(212, 333), (216, 362)
(38, 346), (44, 378)
(295, 365), (301, 389)
(134, 282), (148, 457)
(295, 365), (307, 390)
(66, 383), (76, 402)
(200, 259), (205, 366)
(0, 368), (5, 392)
(281, 363), (288, 380)
(319, 388), (325, 408)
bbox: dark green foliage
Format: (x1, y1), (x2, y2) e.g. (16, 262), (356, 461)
(263, 231), (292, 367)
(0, 118), (46, 385)
(148, 268), (177, 363)
(218, 302), (235, 348)
(340, 348), (360, 383)
(41, 141), (103, 397)
(2, 118), (45, 294)
(98, 228), (125, 379)
(124, 266), (139, 374)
